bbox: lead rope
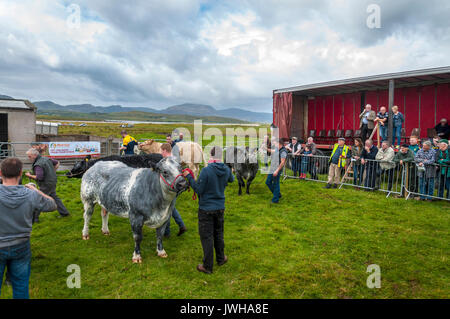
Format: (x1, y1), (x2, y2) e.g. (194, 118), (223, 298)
(182, 168), (197, 200)
(159, 168), (197, 200)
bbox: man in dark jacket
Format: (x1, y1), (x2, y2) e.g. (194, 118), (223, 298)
(25, 148), (69, 221)
(435, 118), (450, 140)
(0, 157), (56, 299)
(436, 139), (450, 199)
(361, 139), (378, 190)
(183, 146), (234, 274)
(394, 144), (416, 197)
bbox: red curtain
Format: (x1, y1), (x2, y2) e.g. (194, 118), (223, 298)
(436, 83), (450, 125)
(273, 92), (293, 139)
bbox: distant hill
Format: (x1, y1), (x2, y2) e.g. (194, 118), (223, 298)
(2, 95), (272, 123)
(0, 94), (13, 99)
(148, 103), (272, 123)
(34, 101), (160, 114)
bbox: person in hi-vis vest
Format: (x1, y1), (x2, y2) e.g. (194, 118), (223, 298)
(324, 138), (350, 189)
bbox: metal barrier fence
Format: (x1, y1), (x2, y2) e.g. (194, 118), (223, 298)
(339, 158), (404, 198)
(282, 154), (450, 202)
(404, 162), (450, 201)
(283, 154), (329, 184)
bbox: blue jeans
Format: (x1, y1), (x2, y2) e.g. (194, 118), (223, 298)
(266, 173), (281, 203)
(0, 241), (31, 299)
(419, 177), (435, 200)
(379, 125), (388, 142)
(164, 201), (185, 236)
(301, 160), (309, 174)
(393, 126), (402, 146)
(438, 175), (450, 199)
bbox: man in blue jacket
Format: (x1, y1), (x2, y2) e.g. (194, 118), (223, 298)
(183, 146), (234, 274)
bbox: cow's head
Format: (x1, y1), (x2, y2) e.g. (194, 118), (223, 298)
(138, 139), (153, 149)
(66, 155), (91, 178)
(155, 157), (188, 193)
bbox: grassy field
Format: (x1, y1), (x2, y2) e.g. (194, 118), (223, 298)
(56, 122), (269, 144)
(1, 171), (449, 299)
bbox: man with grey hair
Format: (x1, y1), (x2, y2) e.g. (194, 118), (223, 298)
(25, 148), (70, 221)
(415, 141), (437, 201)
(359, 104), (377, 142)
(375, 140), (396, 191)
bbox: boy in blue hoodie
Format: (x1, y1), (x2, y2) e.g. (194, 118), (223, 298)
(0, 158), (56, 299)
(183, 146), (234, 274)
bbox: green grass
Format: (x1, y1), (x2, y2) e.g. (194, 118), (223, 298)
(1, 172), (449, 299)
(56, 122), (269, 144)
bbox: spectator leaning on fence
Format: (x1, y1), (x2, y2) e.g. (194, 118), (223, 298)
(351, 138), (364, 186)
(409, 136), (421, 155)
(302, 137), (318, 180)
(361, 139), (379, 190)
(392, 106), (405, 148)
(414, 141), (437, 201)
(435, 118), (450, 140)
(0, 158), (57, 299)
(375, 106), (389, 142)
(119, 130), (138, 155)
(300, 145), (312, 180)
(286, 137), (301, 177)
(375, 140), (396, 191)
(436, 139), (450, 199)
(430, 135), (440, 150)
(25, 148), (70, 221)
(359, 104), (377, 142)
(394, 143), (416, 197)
(324, 138), (350, 189)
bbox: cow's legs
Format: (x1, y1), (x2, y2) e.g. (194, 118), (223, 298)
(101, 207), (110, 235)
(130, 215), (144, 263)
(82, 202), (95, 240)
(246, 174), (256, 194)
(155, 221), (169, 258)
(236, 173), (245, 196)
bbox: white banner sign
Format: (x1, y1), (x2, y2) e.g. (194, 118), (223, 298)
(48, 141), (101, 158)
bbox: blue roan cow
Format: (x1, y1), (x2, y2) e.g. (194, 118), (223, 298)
(80, 157), (188, 263)
(224, 146), (259, 195)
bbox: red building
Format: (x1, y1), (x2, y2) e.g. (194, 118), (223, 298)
(273, 66), (450, 148)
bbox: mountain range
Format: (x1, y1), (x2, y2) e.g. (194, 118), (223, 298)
(31, 101), (273, 123)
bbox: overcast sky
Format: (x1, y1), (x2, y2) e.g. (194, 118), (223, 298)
(0, 0), (449, 112)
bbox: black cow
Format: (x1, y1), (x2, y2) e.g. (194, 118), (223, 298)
(224, 146), (259, 195)
(80, 158), (188, 263)
(66, 154), (163, 178)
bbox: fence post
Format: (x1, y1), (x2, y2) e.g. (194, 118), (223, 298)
(404, 163), (409, 199)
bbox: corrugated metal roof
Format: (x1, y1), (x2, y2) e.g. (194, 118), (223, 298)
(274, 66), (450, 96)
(0, 99), (35, 110)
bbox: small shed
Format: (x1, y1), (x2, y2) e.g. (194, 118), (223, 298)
(0, 99), (37, 158)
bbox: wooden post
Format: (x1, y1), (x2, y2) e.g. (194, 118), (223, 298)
(388, 79), (395, 146)
(377, 123), (381, 148)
